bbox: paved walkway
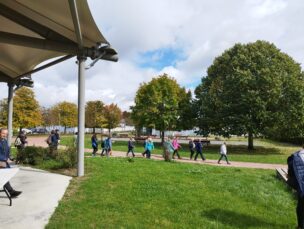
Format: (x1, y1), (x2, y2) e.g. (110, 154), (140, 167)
(86, 149), (287, 170)
(0, 166), (71, 229)
(19, 136), (284, 170)
(19, 136), (286, 169)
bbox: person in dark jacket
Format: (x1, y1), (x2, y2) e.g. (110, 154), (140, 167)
(194, 139), (206, 161)
(127, 137), (135, 157)
(91, 133), (98, 156)
(287, 147), (304, 229)
(0, 128), (22, 198)
(188, 138), (195, 160)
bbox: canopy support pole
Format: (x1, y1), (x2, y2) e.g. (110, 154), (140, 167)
(77, 56), (86, 177)
(69, 0), (86, 177)
(7, 83), (14, 146)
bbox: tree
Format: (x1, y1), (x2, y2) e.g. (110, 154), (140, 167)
(122, 111), (134, 126)
(194, 40), (304, 150)
(131, 74), (193, 142)
(85, 100), (105, 133)
(103, 103), (122, 135)
(51, 102), (77, 133)
(13, 87), (42, 130)
(0, 99), (8, 127)
(41, 107), (53, 127)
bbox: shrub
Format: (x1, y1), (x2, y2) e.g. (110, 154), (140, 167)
(56, 147), (77, 169)
(17, 146), (77, 169)
(19, 146), (48, 165)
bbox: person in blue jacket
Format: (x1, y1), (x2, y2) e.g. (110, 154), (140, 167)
(287, 146), (304, 229)
(194, 139), (206, 161)
(127, 137), (135, 157)
(105, 136), (112, 157)
(0, 128), (22, 198)
(91, 133), (98, 156)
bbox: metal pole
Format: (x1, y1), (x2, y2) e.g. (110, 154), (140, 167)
(77, 56), (86, 177)
(7, 83), (14, 146)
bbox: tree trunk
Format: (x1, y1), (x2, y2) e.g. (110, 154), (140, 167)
(161, 131), (165, 144)
(64, 126), (66, 134)
(93, 127), (95, 134)
(248, 131), (254, 150)
(108, 128), (111, 136)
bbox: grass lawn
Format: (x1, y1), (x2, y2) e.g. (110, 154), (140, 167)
(60, 136), (299, 164)
(46, 158), (296, 229)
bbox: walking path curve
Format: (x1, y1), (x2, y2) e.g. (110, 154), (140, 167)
(21, 136), (287, 170)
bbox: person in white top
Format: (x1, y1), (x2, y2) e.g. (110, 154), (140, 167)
(218, 142), (230, 164)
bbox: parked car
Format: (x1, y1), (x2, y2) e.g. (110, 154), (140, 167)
(32, 128), (49, 134)
(21, 128), (32, 134)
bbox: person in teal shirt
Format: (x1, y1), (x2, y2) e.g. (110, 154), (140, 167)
(163, 137), (174, 161)
(145, 138), (154, 159)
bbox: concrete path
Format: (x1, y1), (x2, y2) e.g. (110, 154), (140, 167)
(17, 136), (286, 169)
(87, 150), (287, 170)
(0, 167), (71, 229)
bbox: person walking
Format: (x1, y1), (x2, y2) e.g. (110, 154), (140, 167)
(0, 128), (22, 198)
(188, 138), (196, 160)
(172, 137), (182, 159)
(15, 130), (27, 164)
(73, 132), (78, 147)
(46, 130), (55, 157)
(100, 137), (106, 156)
(52, 129), (60, 152)
(194, 139), (206, 161)
(145, 138), (154, 159)
(287, 146), (304, 229)
(142, 138), (148, 157)
(218, 142), (230, 164)
(127, 137), (135, 157)
(91, 133), (98, 157)
(105, 136), (112, 158)
(163, 137), (174, 161)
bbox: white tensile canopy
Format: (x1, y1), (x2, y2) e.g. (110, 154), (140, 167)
(0, 0), (118, 176)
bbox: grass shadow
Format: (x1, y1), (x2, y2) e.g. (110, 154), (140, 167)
(203, 208), (287, 228)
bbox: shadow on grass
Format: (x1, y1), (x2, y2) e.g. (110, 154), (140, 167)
(203, 209), (287, 228)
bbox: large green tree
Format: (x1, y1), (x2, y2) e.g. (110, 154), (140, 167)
(195, 40), (304, 149)
(51, 101), (77, 133)
(103, 103), (122, 135)
(131, 74), (193, 142)
(14, 87), (42, 130)
(85, 100), (105, 133)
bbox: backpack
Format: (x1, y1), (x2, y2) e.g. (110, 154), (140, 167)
(14, 137), (22, 147)
(46, 135), (52, 145)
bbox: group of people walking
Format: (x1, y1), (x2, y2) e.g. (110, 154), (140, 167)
(91, 134), (112, 157)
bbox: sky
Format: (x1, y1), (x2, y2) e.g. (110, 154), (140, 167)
(0, 0), (303, 111)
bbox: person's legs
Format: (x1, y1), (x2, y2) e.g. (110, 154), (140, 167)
(147, 150), (151, 158)
(131, 149), (135, 157)
(224, 155), (230, 164)
(297, 194), (304, 229)
(218, 154), (224, 164)
(175, 150), (181, 159)
(199, 151), (206, 161)
(172, 150), (176, 159)
(4, 182), (22, 197)
(194, 151), (199, 160)
(190, 150), (195, 160)
(4, 182), (13, 193)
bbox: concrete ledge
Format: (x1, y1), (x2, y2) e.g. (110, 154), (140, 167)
(0, 166), (71, 229)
